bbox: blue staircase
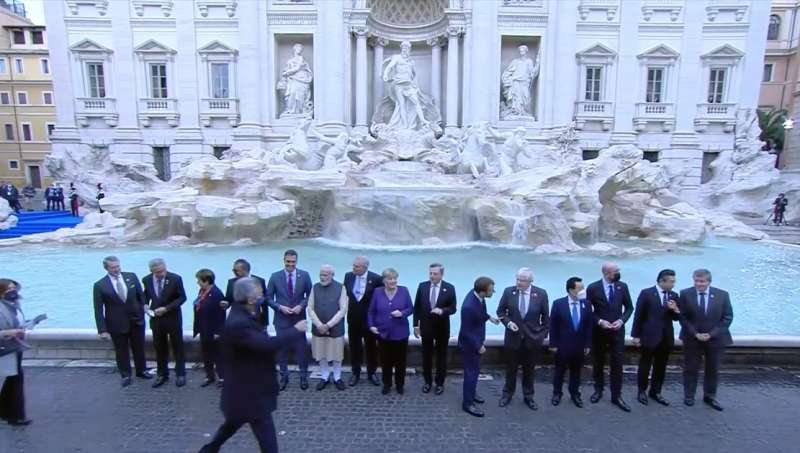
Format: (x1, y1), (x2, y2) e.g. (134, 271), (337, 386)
(0, 211), (83, 239)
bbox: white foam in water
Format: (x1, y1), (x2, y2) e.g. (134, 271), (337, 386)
(2, 237), (798, 336)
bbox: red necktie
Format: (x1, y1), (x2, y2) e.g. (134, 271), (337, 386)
(287, 273), (294, 298)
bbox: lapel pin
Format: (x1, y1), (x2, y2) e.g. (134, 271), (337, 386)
(442, 288), (447, 292)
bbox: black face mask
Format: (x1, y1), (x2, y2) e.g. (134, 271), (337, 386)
(4, 290), (19, 302)
(611, 272), (621, 283)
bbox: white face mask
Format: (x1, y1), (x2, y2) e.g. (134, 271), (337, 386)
(577, 290), (587, 300)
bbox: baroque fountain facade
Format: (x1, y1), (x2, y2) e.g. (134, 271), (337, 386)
(7, 0), (796, 250)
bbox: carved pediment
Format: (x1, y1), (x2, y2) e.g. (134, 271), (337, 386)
(69, 39), (113, 54)
(701, 44), (744, 60)
(576, 43), (617, 64)
(134, 39), (177, 55)
(638, 44), (679, 64)
(198, 40), (238, 55)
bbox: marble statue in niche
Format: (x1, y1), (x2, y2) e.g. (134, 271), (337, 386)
(277, 43), (314, 118)
(500, 45), (540, 120)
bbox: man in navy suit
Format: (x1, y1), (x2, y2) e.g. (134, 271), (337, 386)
(586, 262), (634, 411)
(631, 269), (681, 406)
(496, 267), (549, 410)
(677, 269), (733, 411)
(92, 256), (152, 387)
(344, 256), (383, 386)
(458, 277), (499, 418)
(142, 258), (188, 388)
(225, 259), (268, 326)
(199, 278), (307, 453)
(549, 277), (592, 408)
(266, 249), (313, 391)
(413, 263), (457, 395)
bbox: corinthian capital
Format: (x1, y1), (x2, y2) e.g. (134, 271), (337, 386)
(426, 36), (444, 47)
(350, 25), (369, 37)
(446, 25), (464, 37)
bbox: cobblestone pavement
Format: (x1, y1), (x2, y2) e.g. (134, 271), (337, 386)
(2, 365), (800, 453)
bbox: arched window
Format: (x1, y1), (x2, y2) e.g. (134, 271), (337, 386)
(768, 15), (781, 41)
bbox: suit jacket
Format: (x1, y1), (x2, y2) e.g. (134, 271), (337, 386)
(413, 280), (457, 338)
(266, 268), (313, 329)
(219, 303), (302, 420)
(630, 286), (679, 350)
(457, 292), (490, 355)
(193, 285), (226, 337)
(142, 271), (187, 328)
(586, 279), (634, 330)
(496, 285), (550, 349)
(677, 287), (733, 347)
(344, 270), (383, 326)
(549, 296), (593, 356)
(225, 275), (268, 326)
(92, 272), (145, 335)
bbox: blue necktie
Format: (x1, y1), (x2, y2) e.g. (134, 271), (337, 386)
(608, 284), (615, 304)
(571, 303), (579, 330)
(699, 292), (706, 315)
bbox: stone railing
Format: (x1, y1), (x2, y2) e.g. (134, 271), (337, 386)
(634, 102), (676, 131)
(200, 98), (240, 127)
(574, 101), (614, 131)
(137, 98), (179, 127)
(694, 102), (736, 132)
(75, 97), (118, 127)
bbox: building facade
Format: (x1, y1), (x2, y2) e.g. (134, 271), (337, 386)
(0, 5), (53, 188)
(45, 0), (770, 199)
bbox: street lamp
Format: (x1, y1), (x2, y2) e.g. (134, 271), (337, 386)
(783, 118), (795, 130)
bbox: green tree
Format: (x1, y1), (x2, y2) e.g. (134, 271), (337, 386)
(758, 108), (788, 152)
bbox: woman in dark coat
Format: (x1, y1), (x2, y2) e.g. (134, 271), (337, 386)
(193, 269), (228, 387)
(0, 279), (31, 425)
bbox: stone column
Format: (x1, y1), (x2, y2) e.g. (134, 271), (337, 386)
(43, 0), (79, 144)
(464, 0), (498, 124)
(353, 26), (369, 129)
(372, 37), (387, 110)
(445, 26), (462, 131)
(428, 37), (443, 112)
(608, 0), (638, 144)
(109, 0), (144, 159)
(233, 0), (264, 146)
(315, 1), (347, 131)
(172, 0), (203, 171)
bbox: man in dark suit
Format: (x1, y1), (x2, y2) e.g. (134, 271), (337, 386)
(550, 277), (593, 408)
(266, 249), (313, 391)
(458, 276), (499, 418)
(496, 267), (549, 410)
(413, 263), (457, 395)
(677, 268), (733, 411)
(586, 262), (634, 411)
(225, 259), (268, 326)
(142, 258), (188, 388)
(92, 256), (151, 387)
(344, 255), (383, 386)
(199, 278), (307, 453)
(631, 269), (680, 406)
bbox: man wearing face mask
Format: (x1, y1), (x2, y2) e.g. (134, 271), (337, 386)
(0, 279), (31, 425)
(307, 265), (348, 391)
(586, 262), (634, 412)
(225, 259), (268, 326)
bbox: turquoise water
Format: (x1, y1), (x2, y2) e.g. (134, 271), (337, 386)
(2, 238), (798, 336)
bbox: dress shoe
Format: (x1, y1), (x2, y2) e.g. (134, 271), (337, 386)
(396, 386), (404, 395)
(551, 394), (562, 406)
(473, 394), (485, 404)
(316, 379), (329, 391)
(703, 397), (724, 411)
(135, 372), (153, 380)
(216, 379), (224, 388)
(381, 386), (391, 395)
(524, 398), (538, 411)
(684, 397), (695, 407)
(176, 376), (186, 388)
(590, 391), (603, 404)
(152, 376), (168, 388)
(434, 385), (444, 395)
(571, 395), (584, 408)
(348, 375), (360, 386)
(612, 397), (631, 412)
(279, 375), (289, 391)
(637, 391), (649, 406)
(201, 378), (216, 388)
(462, 404), (485, 418)
(368, 374), (381, 386)
(334, 379), (346, 391)
(498, 395), (512, 407)
(650, 394), (669, 406)
(422, 383), (432, 393)
(121, 376), (132, 387)
(300, 377), (309, 391)
(8, 418), (32, 426)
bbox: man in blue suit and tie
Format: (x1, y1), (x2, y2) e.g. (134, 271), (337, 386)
(549, 277), (592, 408)
(586, 262), (634, 411)
(266, 249), (313, 391)
(631, 269), (681, 406)
(677, 268), (733, 411)
(458, 276), (499, 418)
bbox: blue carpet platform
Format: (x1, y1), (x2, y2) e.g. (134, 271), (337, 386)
(0, 210), (83, 239)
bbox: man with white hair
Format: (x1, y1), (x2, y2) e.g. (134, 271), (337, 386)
(344, 256), (383, 386)
(308, 265), (349, 391)
(496, 267), (549, 410)
(586, 262), (634, 412)
(143, 258), (188, 388)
